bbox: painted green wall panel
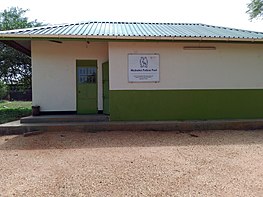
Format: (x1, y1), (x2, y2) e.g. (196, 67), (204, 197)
(110, 90), (263, 121)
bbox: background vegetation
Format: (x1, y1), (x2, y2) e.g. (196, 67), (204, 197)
(247, 0), (263, 20)
(0, 101), (31, 124)
(0, 7), (42, 90)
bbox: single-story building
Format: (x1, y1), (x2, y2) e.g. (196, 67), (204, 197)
(1, 21), (263, 121)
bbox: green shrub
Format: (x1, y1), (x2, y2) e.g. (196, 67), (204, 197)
(0, 108), (31, 124)
(0, 81), (8, 100)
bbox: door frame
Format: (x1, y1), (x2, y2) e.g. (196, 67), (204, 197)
(76, 60), (98, 114)
(102, 61), (110, 115)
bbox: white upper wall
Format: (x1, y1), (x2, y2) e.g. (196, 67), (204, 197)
(109, 42), (263, 90)
(32, 41), (108, 111)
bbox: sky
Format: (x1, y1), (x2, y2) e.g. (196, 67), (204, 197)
(0, 0), (262, 32)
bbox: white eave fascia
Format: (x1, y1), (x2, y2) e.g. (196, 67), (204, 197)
(0, 33), (263, 43)
(83, 35), (263, 42)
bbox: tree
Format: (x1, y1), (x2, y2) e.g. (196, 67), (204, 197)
(0, 81), (7, 100)
(247, 0), (263, 20)
(0, 7), (43, 89)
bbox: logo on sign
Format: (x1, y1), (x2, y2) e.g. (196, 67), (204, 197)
(140, 57), (148, 68)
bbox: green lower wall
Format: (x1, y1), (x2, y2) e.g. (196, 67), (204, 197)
(109, 89), (263, 121)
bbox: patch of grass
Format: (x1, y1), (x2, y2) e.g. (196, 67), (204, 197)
(0, 101), (32, 109)
(0, 101), (32, 124)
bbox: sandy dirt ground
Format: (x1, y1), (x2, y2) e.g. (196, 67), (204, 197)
(0, 130), (262, 197)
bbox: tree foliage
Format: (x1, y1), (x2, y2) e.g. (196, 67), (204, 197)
(0, 80), (7, 99)
(0, 7), (42, 89)
(247, 0), (263, 20)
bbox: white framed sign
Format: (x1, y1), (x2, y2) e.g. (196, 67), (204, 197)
(128, 54), (160, 82)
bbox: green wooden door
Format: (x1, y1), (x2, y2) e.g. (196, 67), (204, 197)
(77, 60), (97, 114)
(102, 62), (110, 114)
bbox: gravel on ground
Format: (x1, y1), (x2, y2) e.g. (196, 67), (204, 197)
(0, 130), (262, 197)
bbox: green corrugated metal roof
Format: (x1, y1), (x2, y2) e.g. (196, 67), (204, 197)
(0, 21), (263, 42)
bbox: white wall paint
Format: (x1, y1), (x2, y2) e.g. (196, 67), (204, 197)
(32, 41), (108, 111)
(109, 42), (263, 90)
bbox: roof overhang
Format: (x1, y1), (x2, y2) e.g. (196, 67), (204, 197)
(0, 40), (31, 57)
(1, 34), (263, 44)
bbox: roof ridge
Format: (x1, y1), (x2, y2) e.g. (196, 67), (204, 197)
(0, 23), (70, 33)
(200, 23), (263, 35)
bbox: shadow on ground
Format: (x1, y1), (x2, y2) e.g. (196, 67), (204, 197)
(0, 130), (262, 150)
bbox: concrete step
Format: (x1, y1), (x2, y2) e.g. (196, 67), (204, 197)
(20, 115), (109, 124)
(1, 119), (263, 136)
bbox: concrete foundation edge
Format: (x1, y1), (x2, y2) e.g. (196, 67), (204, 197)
(1, 120), (263, 135)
